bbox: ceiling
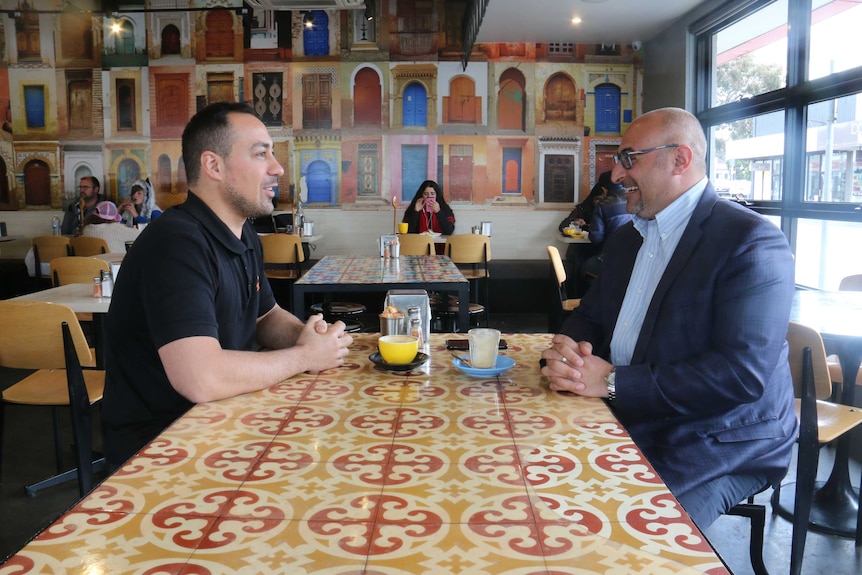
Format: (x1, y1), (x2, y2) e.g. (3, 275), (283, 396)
(474, 0), (710, 45)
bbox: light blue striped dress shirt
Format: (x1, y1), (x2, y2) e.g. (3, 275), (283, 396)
(609, 177), (708, 366)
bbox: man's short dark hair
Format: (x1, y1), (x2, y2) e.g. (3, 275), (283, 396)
(182, 102), (258, 185)
(82, 175), (100, 191)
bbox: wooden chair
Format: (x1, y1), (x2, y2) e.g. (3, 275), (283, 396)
(32, 236), (71, 287)
(260, 234), (305, 310)
(50, 256), (109, 287)
(0, 300), (106, 497)
(70, 236), (109, 256)
(547, 245), (580, 332)
(771, 321), (862, 575)
(826, 274), (862, 391)
(398, 233), (435, 256)
(440, 234), (492, 330)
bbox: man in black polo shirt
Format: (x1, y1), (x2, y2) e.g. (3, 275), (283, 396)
(102, 102), (353, 468)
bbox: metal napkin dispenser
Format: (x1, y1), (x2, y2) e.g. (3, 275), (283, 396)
(384, 289), (430, 342)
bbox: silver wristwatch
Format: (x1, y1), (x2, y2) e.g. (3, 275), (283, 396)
(604, 368), (616, 402)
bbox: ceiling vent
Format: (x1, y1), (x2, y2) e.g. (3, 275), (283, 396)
(245, 0), (365, 10)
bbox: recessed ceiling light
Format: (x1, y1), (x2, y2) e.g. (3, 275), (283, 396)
(571, 17), (582, 25)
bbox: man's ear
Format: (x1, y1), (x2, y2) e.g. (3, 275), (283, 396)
(200, 151), (224, 181)
(672, 145), (694, 174)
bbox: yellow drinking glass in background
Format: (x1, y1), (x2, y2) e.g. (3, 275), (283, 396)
(398, 222), (409, 234)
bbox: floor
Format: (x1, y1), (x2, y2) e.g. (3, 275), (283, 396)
(1, 312), (861, 574)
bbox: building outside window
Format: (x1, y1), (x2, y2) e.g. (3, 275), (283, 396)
(695, 0), (862, 290)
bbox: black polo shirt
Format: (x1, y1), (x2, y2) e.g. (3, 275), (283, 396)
(102, 192), (276, 467)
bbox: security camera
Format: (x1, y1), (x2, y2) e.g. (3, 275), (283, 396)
(631, 41), (642, 52)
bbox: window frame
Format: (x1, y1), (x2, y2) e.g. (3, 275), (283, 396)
(693, 0), (862, 283)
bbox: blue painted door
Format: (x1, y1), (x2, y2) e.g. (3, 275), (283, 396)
(307, 160), (331, 203)
(401, 145), (428, 201)
(303, 11), (329, 56)
(595, 84), (621, 133)
(403, 83), (427, 127)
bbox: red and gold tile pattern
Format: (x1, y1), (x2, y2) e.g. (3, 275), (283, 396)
(2, 334), (729, 575)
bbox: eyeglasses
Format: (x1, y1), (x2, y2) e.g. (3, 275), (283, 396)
(78, 186), (93, 190)
(613, 144), (680, 170)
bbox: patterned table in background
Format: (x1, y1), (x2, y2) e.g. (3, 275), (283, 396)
(2, 334), (729, 575)
(292, 255), (470, 328)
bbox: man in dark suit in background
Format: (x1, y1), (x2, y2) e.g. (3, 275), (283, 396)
(541, 107), (797, 528)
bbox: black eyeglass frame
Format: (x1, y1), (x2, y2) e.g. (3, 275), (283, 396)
(612, 144), (680, 170)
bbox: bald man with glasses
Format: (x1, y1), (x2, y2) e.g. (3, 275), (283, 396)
(541, 107), (797, 528)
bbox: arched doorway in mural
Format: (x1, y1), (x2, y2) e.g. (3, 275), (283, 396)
(594, 83), (621, 133)
(24, 159), (51, 206)
(115, 19), (135, 55)
(117, 158), (141, 200)
(498, 68), (526, 131)
(403, 83), (427, 127)
(162, 24), (180, 55)
(544, 74), (576, 122)
(354, 67), (381, 126)
(306, 160), (332, 203)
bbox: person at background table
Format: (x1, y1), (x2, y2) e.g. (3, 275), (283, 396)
(402, 180), (456, 236)
(119, 178), (162, 228)
(61, 175), (105, 236)
(558, 170), (615, 234)
(80, 200), (141, 253)
(102, 102), (353, 469)
(541, 107), (797, 529)
(578, 180), (634, 286)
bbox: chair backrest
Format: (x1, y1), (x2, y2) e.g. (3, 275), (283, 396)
(70, 236), (109, 256)
(786, 321), (834, 400)
(33, 236), (71, 277)
(838, 274), (862, 292)
(0, 300), (94, 370)
(260, 234), (305, 264)
(547, 244), (569, 302)
(50, 256), (110, 287)
(445, 234), (491, 265)
(398, 233), (435, 256)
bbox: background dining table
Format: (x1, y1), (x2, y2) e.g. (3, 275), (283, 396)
(293, 255), (471, 328)
(1, 334), (728, 574)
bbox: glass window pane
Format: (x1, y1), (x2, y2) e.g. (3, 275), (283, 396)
(809, 0), (862, 80)
(712, 0), (787, 107)
(804, 92), (862, 203)
(708, 110), (785, 201)
(794, 218), (862, 289)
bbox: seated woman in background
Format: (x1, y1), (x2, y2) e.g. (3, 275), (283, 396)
(81, 201), (141, 252)
(402, 180), (456, 236)
(580, 181), (633, 285)
(120, 179), (162, 228)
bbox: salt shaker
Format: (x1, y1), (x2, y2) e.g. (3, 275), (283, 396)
(100, 269), (113, 298)
(93, 276), (102, 298)
(407, 306), (422, 344)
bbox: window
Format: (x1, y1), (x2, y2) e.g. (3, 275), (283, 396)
(116, 79), (136, 130)
(695, 0), (862, 290)
(24, 85), (45, 128)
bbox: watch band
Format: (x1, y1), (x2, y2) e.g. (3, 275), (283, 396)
(604, 368), (616, 402)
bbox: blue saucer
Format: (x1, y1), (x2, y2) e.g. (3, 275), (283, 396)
(452, 355), (516, 377)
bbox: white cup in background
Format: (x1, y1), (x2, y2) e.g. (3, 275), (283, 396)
(468, 328), (501, 368)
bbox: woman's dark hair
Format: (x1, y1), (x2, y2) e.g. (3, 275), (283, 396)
(402, 180), (450, 222)
(182, 101), (257, 185)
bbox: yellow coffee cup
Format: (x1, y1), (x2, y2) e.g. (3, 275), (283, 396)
(398, 222), (409, 234)
(378, 335), (419, 364)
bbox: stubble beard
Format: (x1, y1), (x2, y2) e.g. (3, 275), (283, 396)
(225, 181), (273, 219)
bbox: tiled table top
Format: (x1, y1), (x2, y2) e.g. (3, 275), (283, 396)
(295, 255), (468, 286)
(2, 334), (728, 575)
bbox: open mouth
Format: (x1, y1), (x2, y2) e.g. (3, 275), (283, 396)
(625, 186), (639, 194)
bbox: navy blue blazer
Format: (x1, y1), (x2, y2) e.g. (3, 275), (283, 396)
(560, 184), (798, 498)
